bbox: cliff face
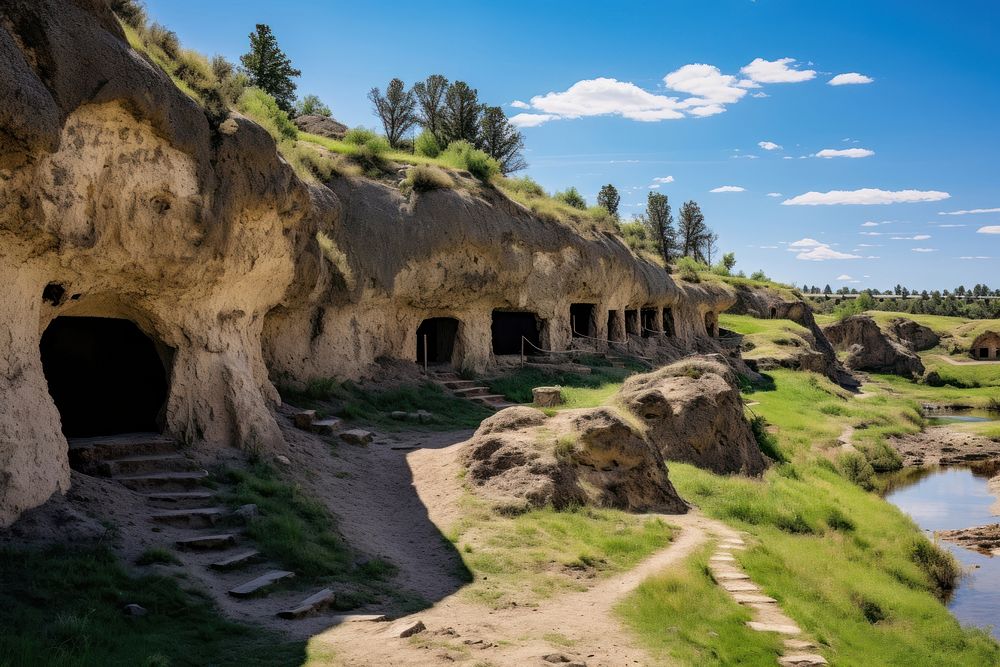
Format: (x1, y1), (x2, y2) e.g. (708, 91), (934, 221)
(0, 0), (733, 526)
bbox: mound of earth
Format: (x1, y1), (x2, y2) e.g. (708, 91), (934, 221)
(619, 355), (767, 476)
(891, 428), (1000, 467)
(462, 405), (688, 514)
(888, 318), (939, 351)
(292, 114), (348, 139)
(823, 316), (925, 378)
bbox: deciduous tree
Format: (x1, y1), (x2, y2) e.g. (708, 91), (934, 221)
(597, 184), (621, 219)
(644, 191), (676, 267)
(413, 74), (449, 143)
(368, 78), (418, 148)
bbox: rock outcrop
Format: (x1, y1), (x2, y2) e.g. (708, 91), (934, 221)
(619, 356), (767, 475)
(463, 406), (687, 513)
(888, 318), (939, 351)
(823, 316), (924, 378)
(292, 114), (348, 139)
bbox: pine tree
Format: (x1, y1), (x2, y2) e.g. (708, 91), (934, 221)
(441, 81), (482, 145)
(239, 24), (301, 112)
(368, 78), (417, 148)
(597, 184), (621, 219)
(678, 200), (712, 262)
(644, 192), (676, 267)
(413, 74), (449, 144)
(478, 106), (526, 174)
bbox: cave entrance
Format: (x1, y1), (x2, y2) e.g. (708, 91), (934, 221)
(492, 311), (542, 356)
(769, 306), (778, 319)
(607, 310), (624, 342)
(40, 316), (170, 438)
(641, 308), (659, 338)
(570, 303), (596, 338)
(625, 309), (639, 336)
(416, 317), (459, 366)
(662, 308), (675, 337)
(704, 312), (719, 337)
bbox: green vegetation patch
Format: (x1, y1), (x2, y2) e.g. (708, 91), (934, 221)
(486, 364), (634, 409)
(0, 545), (302, 666)
(721, 314), (814, 363)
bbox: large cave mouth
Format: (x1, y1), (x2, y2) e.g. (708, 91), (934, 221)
(40, 316), (170, 438)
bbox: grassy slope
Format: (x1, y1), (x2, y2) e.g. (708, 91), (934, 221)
(720, 314), (815, 363)
(619, 369), (999, 665)
(487, 363), (635, 411)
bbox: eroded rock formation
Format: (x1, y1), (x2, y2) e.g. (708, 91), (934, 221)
(889, 318), (939, 352)
(823, 316), (925, 378)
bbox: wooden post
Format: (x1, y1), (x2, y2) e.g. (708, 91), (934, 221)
(423, 334), (428, 374)
(520, 336), (525, 368)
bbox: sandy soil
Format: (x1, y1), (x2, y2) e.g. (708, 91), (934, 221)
(891, 427), (1000, 467)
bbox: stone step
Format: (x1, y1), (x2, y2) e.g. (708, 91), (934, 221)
(721, 580), (760, 592)
(100, 453), (196, 477)
(210, 549), (262, 571)
(470, 394), (510, 404)
(709, 554), (736, 563)
(778, 654), (827, 666)
(276, 587), (336, 619)
(328, 613), (388, 624)
(144, 491), (215, 509)
(115, 470), (209, 492)
(453, 386), (490, 397)
(711, 571), (751, 581)
(733, 592), (777, 604)
(176, 533), (238, 551)
(746, 621), (802, 635)
(443, 380), (477, 389)
(150, 507), (227, 528)
(784, 639), (819, 651)
(228, 570), (295, 598)
(68, 433), (178, 468)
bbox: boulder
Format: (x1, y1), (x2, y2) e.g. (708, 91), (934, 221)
(340, 429), (374, 446)
(292, 114), (348, 139)
(462, 405), (687, 514)
(532, 386), (564, 407)
(823, 316), (924, 378)
(293, 410), (317, 430)
(888, 318), (939, 351)
(619, 356), (767, 476)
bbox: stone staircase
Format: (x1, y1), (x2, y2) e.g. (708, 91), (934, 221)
(67, 433), (344, 622)
(429, 370), (515, 409)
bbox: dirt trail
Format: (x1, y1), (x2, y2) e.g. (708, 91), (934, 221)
(306, 437), (726, 666)
(934, 354), (998, 367)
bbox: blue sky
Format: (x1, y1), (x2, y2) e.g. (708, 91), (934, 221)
(144, 0), (1000, 290)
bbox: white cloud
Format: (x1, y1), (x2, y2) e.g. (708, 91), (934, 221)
(741, 57), (816, 83)
(652, 176), (675, 184)
(940, 208), (1000, 216)
(710, 185), (746, 193)
(648, 184), (660, 189)
(815, 148), (875, 158)
(861, 221), (880, 227)
(979, 225), (1000, 234)
(788, 238), (824, 249)
(860, 231), (884, 236)
(752, 92), (769, 98)
(758, 141), (782, 151)
(528, 78), (685, 122)
(934, 223), (966, 228)
(797, 245), (863, 261)
(856, 243), (880, 247)
(828, 73), (874, 86)
(510, 100), (531, 109)
(782, 188), (951, 206)
(766, 192), (782, 197)
(912, 248), (937, 252)
(509, 113), (559, 127)
(664, 63), (748, 106)
(890, 234), (931, 240)
(837, 274), (854, 280)
(959, 256), (992, 260)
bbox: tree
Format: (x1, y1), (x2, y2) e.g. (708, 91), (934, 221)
(478, 106), (526, 174)
(677, 200), (712, 262)
(721, 252), (737, 272)
(597, 184), (621, 219)
(413, 74), (449, 143)
(441, 81), (482, 145)
(239, 24), (301, 112)
(368, 78), (418, 148)
(555, 187), (587, 210)
(644, 191), (676, 267)
(294, 94), (331, 117)
(823, 284), (833, 294)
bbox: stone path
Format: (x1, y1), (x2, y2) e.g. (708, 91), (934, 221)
(708, 533), (828, 666)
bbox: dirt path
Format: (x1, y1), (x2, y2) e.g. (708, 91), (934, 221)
(305, 437), (726, 666)
(934, 354), (998, 366)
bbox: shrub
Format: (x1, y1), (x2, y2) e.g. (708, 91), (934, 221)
(146, 22), (179, 59)
(343, 127), (382, 146)
(501, 175), (546, 197)
(837, 451), (876, 491)
(749, 270), (769, 282)
(749, 415), (785, 462)
(414, 130), (442, 158)
(858, 440), (902, 473)
(675, 256), (703, 282)
(439, 140), (501, 181)
(404, 165), (454, 192)
(237, 87), (297, 141)
(910, 538), (960, 598)
(110, 0), (147, 28)
(554, 186), (587, 210)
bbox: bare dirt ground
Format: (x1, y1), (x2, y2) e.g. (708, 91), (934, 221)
(298, 427), (733, 666)
(933, 354), (1000, 366)
(891, 427), (1000, 467)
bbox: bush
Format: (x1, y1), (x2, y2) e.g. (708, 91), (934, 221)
(146, 22), (179, 59)
(858, 440), (902, 473)
(414, 130), (442, 158)
(501, 175), (546, 197)
(749, 270), (769, 282)
(237, 87), (298, 141)
(343, 127), (382, 146)
(837, 451), (876, 490)
(439, 140), (501, 181)
(910, 538), (959, 598)
(404, 165), (454, 192)
(110, 0), (147, 28)
(555, 186), (587, 210)
(749, 415), (785, 462)
(675, 256), (703, 282)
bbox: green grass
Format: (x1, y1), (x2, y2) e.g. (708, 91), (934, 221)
(0, 545), (303, 666)
(446, 500), (673, 608)
(720, 314), (815, 363)
(280, 379), (493, 431)
(486, 365), (633, 409)
(617, 545), (782, 665)
(135, 547), (180, 566)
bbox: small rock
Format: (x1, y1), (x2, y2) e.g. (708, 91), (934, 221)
(293, 410), (316, 430)
(233, 504), (258, 521)
(416, 410), (435, 424)
(543, 655), (571, 663)
(532, 386), (564, 408)
(312, 417), (343, 435)
(123, 603), (147, 617)
(386, 619), (425, 638)
(341, 429), (375, 446)
(390, 411), (408, 420)
(274, 455), (291, 466)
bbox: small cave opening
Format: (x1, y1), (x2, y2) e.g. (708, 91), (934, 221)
(492, 310), (542, 355)
(662, 307), (675, 337)
(625, 309), (639, 336)
(570, 303), (596, 338)
(769, 306), (778, 319)
(641, 307), (659, 338)
(416, 317), (459, 365)
(40, 316), (170, 438)
(704, 311), (719, 338)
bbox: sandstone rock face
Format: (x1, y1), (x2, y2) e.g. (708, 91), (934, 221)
(888, 318), (939, 351)
(293, 114), (348, 139)
(463, 406), (687, 513)
(619, 356), (767, 475)
(823, 316), (924, 378)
